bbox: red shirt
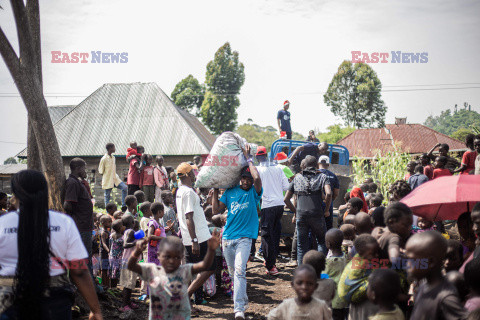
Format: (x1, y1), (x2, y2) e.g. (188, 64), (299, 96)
(139, 166), (155, 187)
(424, 164), (434, 180)
(127, 158), (140, 185)
(432, 168), (452, 179)
(461, 150), (478, 175)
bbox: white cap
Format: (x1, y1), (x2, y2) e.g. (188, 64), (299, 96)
(318, 155), (330, 164)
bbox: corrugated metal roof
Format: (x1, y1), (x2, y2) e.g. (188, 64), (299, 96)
(337, 124), (466, 158)
(0, 164), (27, 175)
(48, 105), (75, 124)
(18, 83), (215, 157)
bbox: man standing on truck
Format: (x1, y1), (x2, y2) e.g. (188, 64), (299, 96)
(277, 100), (292, 139)
(286, 141), (329, 173)
(255, 146), (290, 276)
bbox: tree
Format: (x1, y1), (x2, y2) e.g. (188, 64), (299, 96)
(171, 75), (205, 115)
(424, 106), (480, 136)
(317, 124), (355, 144)
(0, 0), (65, 210)
(236, 122), (305, 150)
(4, 157), (17, 164)
(451, 128), (474, 142)
(200, 42), (245, 134)
(324, 60), (386, 128)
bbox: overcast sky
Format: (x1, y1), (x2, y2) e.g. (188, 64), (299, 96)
(1, 0), (479, 163)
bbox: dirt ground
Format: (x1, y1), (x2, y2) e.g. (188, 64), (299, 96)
(79, 239), (295, 320)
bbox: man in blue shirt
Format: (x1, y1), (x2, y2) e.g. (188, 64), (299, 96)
(408, 164), (429, 190)
(212, 145), (262, 320)
(317, 155), (340, 238)
(277, 100), (292, 139)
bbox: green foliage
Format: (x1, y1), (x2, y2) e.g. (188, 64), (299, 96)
(424, 105), (480, 136)
(236, 123), (305, 150)
(351, 148), (411, 198)
(324, 60), (386, 128)
(317, 124), (355, 144)
(171, 75), (205, 115)
(200, 42), (245, 134)
(451, 128), (475, 142)
(4, 157), (17, 164)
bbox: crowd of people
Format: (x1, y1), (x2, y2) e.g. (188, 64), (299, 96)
(1, 132), (480, 320)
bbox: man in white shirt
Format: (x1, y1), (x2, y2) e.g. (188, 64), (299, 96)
(175, 162), (214, 304)
(256, 146), (289, 276)
(98, 143), (128, 207)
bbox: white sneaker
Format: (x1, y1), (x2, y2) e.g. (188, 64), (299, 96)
(235, 311), (245, 320)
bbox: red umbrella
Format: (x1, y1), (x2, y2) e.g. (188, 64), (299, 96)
(400, 175), (480, 221)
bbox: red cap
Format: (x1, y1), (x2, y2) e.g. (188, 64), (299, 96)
(256, 146), (267, 156)
(274, 152), (288, 163)
(284, 100), (290, 106)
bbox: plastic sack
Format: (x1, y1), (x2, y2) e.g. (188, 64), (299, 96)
(195, 132), (252, 189)
(203, 273), (217, 297)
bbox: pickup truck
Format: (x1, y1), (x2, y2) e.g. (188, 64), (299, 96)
(268, 139), (351, 240)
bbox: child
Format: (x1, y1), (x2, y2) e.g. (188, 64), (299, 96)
(406, 231), (467, 319)
(126, 141), (141, 160)
(427, 142), (460, 171)
(455, 134), (477, 175)
(342, 197), (365, 221)
(113, 210), (123, 221)
(432, 156), (452, 179)
(212, 213), (232, 296)
(339, 223), (355, 258)
(169, 172), (178, 196)
(127, 232), (221, 319)
(445, 271), (468, 304)
(302, 250), (336, 307)
(420, 153), (434, 180)
(464, 258), (480, 312)
(119, 215), (139, 312)
(160, 190), (179, 236)
(369, 182), (378, 194)
(109, 219), (125, 288)
(354, 212), (374, 235)
(367, 269), (405, 320)
(338, 234), (380, 319)
(139, 154), (155, 203)
(267, 264), (332, 320)
(134, 190), (145, 218)
(105, 202), (117, 220)
(325, 229), (348, 320)
(139, 201), (152, 235)
(148, 202), (166, 265)
(154, 155), (169, 201)
(404, 161), (416, 180)
(124, 195), (137, 219)
(412, 216), (436, 234)
(444, 239), (464, 272)
(372, 202), (412, 261)
(369, 195), (386, 227)
(99, 214), (112, 288)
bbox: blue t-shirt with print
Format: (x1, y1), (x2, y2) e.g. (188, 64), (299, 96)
(277, 109), (291, 132)
(220, 185), (263, 240)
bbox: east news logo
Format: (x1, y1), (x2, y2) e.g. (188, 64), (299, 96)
(51, 51), (128, 63)
(351, 51), (428, 63)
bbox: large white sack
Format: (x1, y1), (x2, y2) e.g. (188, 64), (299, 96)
(195, 132), (252, 189)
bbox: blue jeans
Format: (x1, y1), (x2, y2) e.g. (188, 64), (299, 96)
(104, 182), (128, 206)
(223, 237), (252, 313)
(296, 213), (326, 265)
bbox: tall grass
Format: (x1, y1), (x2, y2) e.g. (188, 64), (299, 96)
(351, 149), (412, 199)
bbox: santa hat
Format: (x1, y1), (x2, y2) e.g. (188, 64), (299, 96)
(274, 152), (288, 163)
(284, 100), (290, 106)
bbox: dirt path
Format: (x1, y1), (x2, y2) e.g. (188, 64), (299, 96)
(194, 253), (295, 320)
(84, 240), (296, 320)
